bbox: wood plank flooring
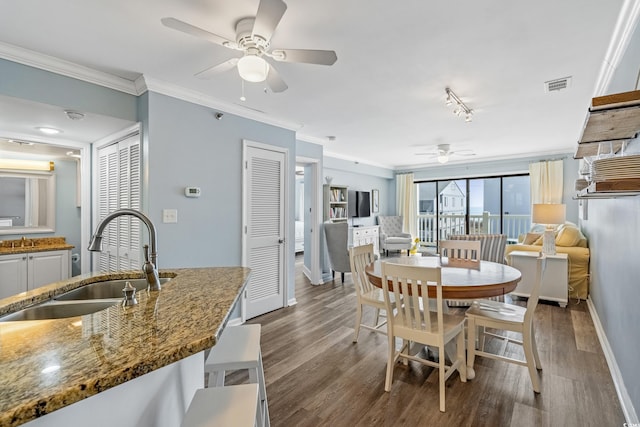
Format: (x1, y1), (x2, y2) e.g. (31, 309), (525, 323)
(232, 255), (624, 426)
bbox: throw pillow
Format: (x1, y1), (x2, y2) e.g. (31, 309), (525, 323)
(523, 232), (542, 245)
(556, 224), (582, 247)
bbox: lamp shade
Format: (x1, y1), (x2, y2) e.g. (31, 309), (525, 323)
(237, 55), (269, 83)
(532, 203), (566, 225)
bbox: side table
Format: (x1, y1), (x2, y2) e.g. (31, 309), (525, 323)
(509, 251), (568, 308)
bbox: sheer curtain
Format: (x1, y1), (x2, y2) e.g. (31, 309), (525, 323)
(529, 160), (563, 204)
(396, 173), (417, 238)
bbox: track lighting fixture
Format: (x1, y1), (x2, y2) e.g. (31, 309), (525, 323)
(445, 88), (473, 123)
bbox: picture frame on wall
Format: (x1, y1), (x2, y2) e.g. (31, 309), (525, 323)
(372, 189), (379, 213)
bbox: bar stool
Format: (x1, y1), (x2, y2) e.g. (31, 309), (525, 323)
(181, 383), (259, 427)
(205, 324), (269, 427)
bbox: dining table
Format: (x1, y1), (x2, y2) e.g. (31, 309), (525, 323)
(365, 255), (522, 379)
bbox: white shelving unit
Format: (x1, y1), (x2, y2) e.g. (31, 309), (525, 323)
(323, 184), (348, 222)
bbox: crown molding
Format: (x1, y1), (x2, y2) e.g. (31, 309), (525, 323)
(136, 75), (303, 132)
(592, 0), (640, 96)
(0, 41), (305, 132)
(0, 41), (139, 95)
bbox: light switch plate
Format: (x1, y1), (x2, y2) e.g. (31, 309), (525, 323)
(162, 209), (178, 223)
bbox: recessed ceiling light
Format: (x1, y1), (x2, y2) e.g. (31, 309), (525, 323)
(35, 127), (62, 135)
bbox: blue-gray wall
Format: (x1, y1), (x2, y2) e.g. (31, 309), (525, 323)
(142, 92), (297, 308)
(580, 19), (640, 419)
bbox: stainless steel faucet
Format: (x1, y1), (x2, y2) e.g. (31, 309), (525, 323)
(88, 209), (161, 291)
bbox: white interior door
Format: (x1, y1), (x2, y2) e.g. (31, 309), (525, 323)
(95, 133), (141, 272)
(243, 142), (286, 319)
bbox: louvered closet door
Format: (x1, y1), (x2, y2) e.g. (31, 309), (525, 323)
(96, 134), (141, 272)
(245, 145), (286, 319)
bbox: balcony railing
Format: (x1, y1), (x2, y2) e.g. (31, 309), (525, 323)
(417, 212), (531, 245)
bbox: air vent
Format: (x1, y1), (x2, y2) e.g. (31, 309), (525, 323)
(545, 76), (572, 93)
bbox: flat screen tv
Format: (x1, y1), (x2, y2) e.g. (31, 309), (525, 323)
(348, 190), (371, 218)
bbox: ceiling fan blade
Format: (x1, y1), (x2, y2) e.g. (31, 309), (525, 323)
(271, 49), (337, 65)
(266, 65), (288, 93)
(161, 17), (237, 48)
(252, 0), (287, 41)
(452, 150), (476, 156)
(194, 57), (239, 79)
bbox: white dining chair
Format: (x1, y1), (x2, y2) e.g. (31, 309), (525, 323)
(380, 261), (467, 412)
(465, 255), (547, 392)
(349, 244), (395, 342)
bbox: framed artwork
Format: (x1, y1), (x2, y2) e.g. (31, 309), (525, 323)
(372, 189), (379, 213)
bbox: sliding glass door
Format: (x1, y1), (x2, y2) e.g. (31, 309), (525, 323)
(416, 174), (530, 244)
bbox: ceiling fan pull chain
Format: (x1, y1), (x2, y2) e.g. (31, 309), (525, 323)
(240, 79), (247, 102)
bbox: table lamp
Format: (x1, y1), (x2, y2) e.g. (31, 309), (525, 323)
(532, 203), (566, 255)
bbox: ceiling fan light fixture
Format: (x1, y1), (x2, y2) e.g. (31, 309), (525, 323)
(437, 154), (449, 164)
(237, 55), (270, 83)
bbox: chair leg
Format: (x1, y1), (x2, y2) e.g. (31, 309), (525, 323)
(466, 317), (477, 380)
(530, 323), (542, 370)
(457, 329), (467, 382)
(353, 304), (363, 343)
(523, 325), (541, 393)
(439, 346), (446, 412)
(341, 272), (345, 283)
(373, 308), (380, 327)
(384, 331), (395, 392)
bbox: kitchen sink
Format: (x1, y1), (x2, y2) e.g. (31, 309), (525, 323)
(0, 300), (118, 322)
(54, 278), (172, 301)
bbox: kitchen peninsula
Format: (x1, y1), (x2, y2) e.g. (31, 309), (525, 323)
(0, 267), (250, 427)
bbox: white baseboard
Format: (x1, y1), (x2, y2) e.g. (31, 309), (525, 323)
(287, 298), (297, 306)
(587, 297), (638, 423)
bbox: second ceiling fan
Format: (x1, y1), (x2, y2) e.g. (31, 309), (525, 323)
(161, 0), (337, 93)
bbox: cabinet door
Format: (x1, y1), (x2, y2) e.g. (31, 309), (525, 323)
(28, 250), (70, 290)
(0, 254), (28, 299)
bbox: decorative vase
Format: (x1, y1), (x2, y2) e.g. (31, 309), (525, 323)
(325, 176), (333, 185)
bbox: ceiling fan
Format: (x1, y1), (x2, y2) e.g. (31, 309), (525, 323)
(161, 0), (337, 93)
(416, 144), (476, 164)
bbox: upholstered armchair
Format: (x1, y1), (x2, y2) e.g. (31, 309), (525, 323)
(377, 216), (412, 256)
(324, 221), (351, 283)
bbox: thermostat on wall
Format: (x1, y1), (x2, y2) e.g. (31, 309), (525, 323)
(184, 187), (201, 198)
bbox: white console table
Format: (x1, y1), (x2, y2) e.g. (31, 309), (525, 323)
(509, 251), (568, 308)
(349, 225), (380, 257)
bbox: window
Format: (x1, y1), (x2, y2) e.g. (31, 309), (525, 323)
(416, 174), (530, 245)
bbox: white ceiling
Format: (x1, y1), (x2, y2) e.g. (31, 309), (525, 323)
(0, 0), (634, 168)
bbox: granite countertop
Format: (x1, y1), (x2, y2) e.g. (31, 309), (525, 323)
(0, 267), (251, 427)
(0, 237), (74, 255)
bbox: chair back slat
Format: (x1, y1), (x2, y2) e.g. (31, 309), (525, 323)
(382, 262), (443, 336)
(439, 240), (481, 268)
(349, 244), (376, 297)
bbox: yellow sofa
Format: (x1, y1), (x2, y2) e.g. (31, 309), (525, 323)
(505, 223), (590, 300)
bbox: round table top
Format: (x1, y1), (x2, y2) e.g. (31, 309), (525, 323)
(365, 256), (521, 299)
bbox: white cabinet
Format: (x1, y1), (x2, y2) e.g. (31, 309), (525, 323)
(0, 249), (71, 299)
(350, 226), (380, 257)
(509, 251), (568, 308)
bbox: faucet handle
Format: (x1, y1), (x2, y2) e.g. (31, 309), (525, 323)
(122, 281), (138, 306)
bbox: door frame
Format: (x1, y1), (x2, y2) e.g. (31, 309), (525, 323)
(241, 139), (289, 322)
(295, 156), (322, 285)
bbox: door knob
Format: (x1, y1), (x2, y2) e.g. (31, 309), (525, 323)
(279, 238), (285, 244)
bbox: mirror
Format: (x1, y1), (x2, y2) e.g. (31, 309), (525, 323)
(0, 171), (55, 235)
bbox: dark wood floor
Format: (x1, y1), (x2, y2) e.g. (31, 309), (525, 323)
(237, 255), (624, 426)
